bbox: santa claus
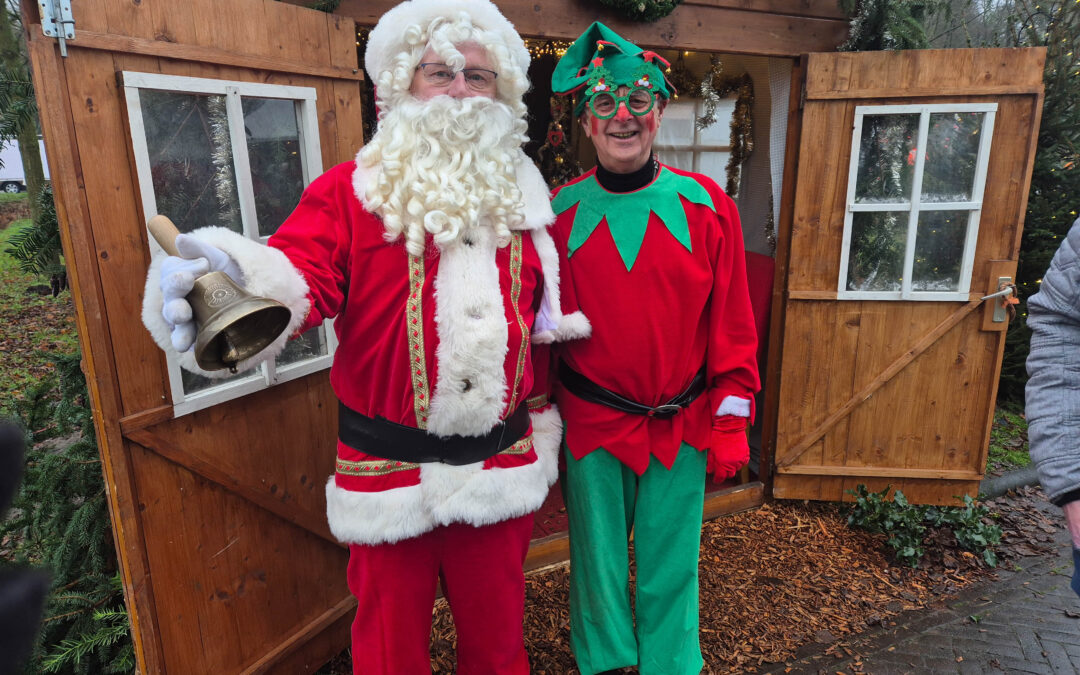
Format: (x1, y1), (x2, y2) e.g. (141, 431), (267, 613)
(142, 1), (589, 671)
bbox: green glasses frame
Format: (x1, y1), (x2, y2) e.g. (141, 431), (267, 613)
(587, 87), (656, 119)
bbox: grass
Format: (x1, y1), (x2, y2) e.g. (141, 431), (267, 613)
(0, 218), (78, 420)
(986, 406), (1031, 474)
(0, 191), (28, 204)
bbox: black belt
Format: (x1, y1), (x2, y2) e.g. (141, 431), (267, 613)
(338, 402), (530, 466)
(558, 361), (707, 419)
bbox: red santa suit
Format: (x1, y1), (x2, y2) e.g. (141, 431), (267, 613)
(141, 153), (588, 673)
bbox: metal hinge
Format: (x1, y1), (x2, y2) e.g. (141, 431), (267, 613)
(38, 0), (75, 57)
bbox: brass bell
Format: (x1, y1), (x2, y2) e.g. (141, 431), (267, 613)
(148, 215), (292, 373)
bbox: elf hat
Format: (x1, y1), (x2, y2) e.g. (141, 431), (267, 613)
(551, 21), (673, 117)
(364, 0), (531, 104)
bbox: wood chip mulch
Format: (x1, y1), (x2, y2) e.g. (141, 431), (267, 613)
(425, 498), (1014, 674)
(318, 488), (1059, 674)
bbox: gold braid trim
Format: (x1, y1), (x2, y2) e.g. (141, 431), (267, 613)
(336, 458), (420, 476)
(505, 232), (529, 415)
(406, 255), (431, 429)
(526, 394), (549, 411)
(499, 435), (534, 456)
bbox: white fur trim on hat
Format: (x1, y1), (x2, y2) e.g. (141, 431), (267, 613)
(141, 226), (310, 379)
(365, 0), (529, 87)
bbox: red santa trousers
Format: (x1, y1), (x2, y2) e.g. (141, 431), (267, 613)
(346, 513), (534, 674)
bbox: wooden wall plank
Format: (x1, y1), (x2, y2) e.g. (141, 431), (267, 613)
(805, 49), (1046, 99)
(333, 0), (848, 57)
(683, 0), (848, 19)
(129, 445), (349, 673)
(760, 56), (805, 496)
(62, 46), (168, 416)
(24, 26), (168, 675)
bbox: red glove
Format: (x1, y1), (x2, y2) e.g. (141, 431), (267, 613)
(707, 415), (749, 483)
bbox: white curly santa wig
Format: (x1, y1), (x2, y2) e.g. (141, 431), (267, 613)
(364, 0), (531, 111)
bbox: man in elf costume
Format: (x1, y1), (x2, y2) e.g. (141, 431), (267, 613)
(141, 1), (589, 672)
(548, 23), (761, 675)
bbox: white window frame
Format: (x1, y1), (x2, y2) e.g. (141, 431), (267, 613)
(123, 71), (337, 417)
(837, 103), (997, 301)
(653, 97), (733, 176)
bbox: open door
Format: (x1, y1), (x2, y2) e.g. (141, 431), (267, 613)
(767, 49), (1045, 505)
(24, 0), (365, 672)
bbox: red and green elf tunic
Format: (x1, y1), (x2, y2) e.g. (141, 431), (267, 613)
(551, 163), (760, 474)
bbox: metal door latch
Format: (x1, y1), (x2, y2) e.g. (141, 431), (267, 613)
(38, 0), (75, 57)
(981, 276), (1018, 323)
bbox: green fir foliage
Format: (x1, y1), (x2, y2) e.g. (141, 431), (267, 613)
(2, 352), (134, 674)
(596, 0), (682, 22)
(996, 0), (1080, 403)
(840, 0), (950, 51)
(5, 183), (62, 277)
(846, 484), (1002, 568)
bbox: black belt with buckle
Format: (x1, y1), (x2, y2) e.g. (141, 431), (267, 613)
(337, 401), (530, 466)
(558, 361), (706, 419)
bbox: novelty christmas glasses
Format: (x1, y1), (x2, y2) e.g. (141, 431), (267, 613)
(587, 87), (656, 119)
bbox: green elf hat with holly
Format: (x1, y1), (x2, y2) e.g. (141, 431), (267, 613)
(551, 21), (674, 117)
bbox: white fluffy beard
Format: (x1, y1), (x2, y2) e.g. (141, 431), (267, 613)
(359, 95), (526, 255)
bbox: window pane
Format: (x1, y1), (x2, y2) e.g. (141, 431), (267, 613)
(912, 211), (968, 292)
(697, 151), (731, 185)
(655, 101), (695, 147)
(846, 211), (907, 292)
(921, 112), (984, 203)
(140, 91), (243, 234)
(656, 149), (693, 173)
(277, 326), (328, 367)
(696, 98), (736, 146)
(181, 368), (260, 395)
(854, 114), (919, 205)
(242, 97), (306, 236)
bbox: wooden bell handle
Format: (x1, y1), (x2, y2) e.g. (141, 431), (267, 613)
(147, 214), (182, 257)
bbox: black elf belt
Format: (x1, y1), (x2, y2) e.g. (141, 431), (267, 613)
(559, 361), (706, 419)
(337, 401), (530, 466)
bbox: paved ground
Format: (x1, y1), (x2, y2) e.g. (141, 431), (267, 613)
(762, 503), (1080, 675)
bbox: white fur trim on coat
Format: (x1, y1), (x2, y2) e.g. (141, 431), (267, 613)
(141, 226), (310, 379)
(323, 405), (563, 545)
(529, 226), (592, 344)
(351, 150), (553, 234)
(427, 226), (509, 437)
(364, 0), (530, 87)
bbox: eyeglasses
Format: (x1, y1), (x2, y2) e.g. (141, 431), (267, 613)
(588, 88), (656, 119)
(417, 63), (498, 91)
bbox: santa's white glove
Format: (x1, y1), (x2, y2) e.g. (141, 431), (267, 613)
(159, 234), (244, 352)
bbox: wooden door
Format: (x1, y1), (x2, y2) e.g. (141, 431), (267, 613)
(767, 49), (1045, 505)
(23, 0), (364, 672)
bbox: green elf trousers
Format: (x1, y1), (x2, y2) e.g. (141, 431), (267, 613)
(565, 442), (707, 675)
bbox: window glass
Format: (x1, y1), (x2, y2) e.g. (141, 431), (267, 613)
(697, 98), (737, 146)
(278, 326), (328, 366)
(655, 100), (695, 146)
(846, 211), (907, 292)
(912, 211), (967, 291)
(854, 114), (919, 205)
(921, 112), (984, 203)
(242, 97), (305, 236)
(140, 91), (243, 234)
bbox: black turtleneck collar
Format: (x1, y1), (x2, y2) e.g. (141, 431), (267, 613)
(595, 155), (659, 193)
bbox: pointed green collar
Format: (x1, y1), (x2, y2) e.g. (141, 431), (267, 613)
(551, 167), (715, 271)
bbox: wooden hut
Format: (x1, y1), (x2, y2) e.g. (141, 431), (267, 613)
(20, 0), (1044, 671)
